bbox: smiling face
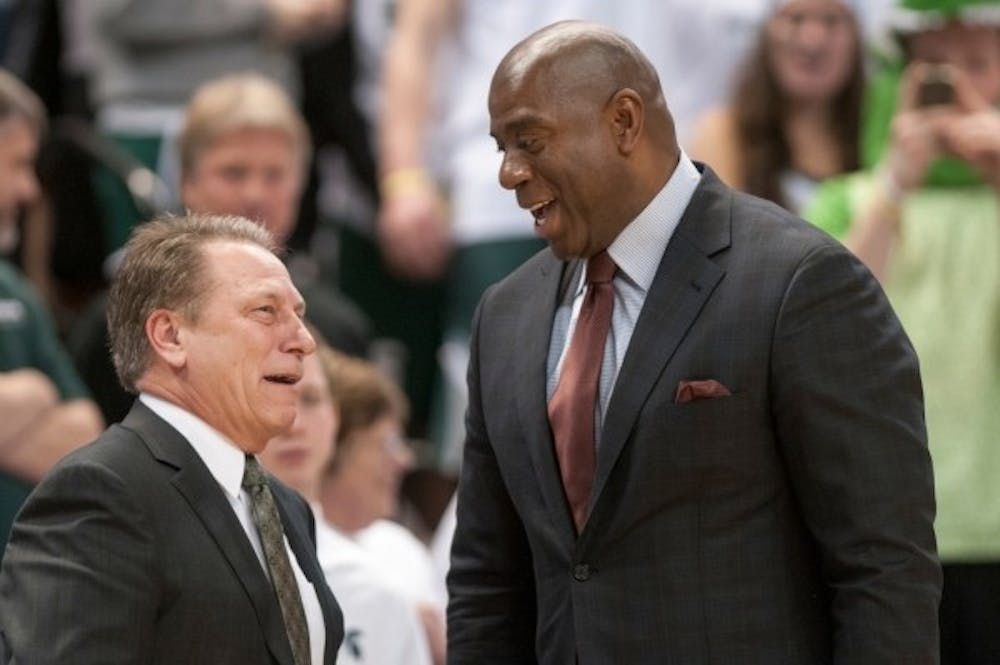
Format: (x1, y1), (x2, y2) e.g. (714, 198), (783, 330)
(260, 351), (338, 499)
(766, 0), (859, 105)
(488, 56), (633, 259)
(171, 240), (315, 451)
(181, 128), (303, 244)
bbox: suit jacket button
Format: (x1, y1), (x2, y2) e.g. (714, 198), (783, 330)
(573, 563), (590, 581)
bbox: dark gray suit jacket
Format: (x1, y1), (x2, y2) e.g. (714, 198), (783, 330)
(447, 167), (941, 664)
(0, 400), (343, 664)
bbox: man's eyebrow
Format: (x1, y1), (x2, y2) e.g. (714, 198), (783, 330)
(493, 111), (548, 135)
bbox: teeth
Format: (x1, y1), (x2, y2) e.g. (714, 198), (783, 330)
(529, 200), (553, 212)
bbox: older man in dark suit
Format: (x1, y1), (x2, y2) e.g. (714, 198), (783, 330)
(0, 213), (342, 664)
(447, 20), (941, 665)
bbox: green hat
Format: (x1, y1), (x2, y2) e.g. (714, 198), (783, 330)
(890, 0), (1000, 33)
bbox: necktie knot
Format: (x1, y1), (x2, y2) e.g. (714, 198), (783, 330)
(586, 250), (617, 285)
(242, 455), (267, 493)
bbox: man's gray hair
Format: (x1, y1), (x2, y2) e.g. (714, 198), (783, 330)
(107, 213), (277, 392)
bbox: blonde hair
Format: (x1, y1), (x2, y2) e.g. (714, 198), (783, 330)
(317, 349), (409, 463)
(179, 73), (310, 177)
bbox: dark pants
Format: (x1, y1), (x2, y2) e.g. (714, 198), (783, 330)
(940, 562), (1000, 665)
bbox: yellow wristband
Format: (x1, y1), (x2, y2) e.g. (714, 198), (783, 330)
(381, 168), (433, 198)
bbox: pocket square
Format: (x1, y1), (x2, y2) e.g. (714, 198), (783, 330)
(674, 379), (731, 404)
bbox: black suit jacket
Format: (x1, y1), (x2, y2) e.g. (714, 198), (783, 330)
(447, 167), (941, 664)
(0, 401), (343, 664)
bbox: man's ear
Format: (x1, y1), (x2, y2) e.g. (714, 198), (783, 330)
(608, 88), (644, 155)
(145, 309), (187, 369)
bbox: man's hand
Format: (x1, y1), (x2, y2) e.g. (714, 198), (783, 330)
(377, 171), (452, 281)
(885, 63), (953, 193)
(937, 67), (1000, 189)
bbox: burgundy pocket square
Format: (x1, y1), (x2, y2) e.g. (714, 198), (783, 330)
(674, 379), (732, 404)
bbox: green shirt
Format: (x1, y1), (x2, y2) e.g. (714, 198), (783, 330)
(1, 260), (90, 547)
(806, 175), (1000, 562)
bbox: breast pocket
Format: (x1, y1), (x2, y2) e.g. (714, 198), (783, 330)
(636, 391), (775, 481)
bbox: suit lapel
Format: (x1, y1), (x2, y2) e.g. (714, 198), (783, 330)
(121, 402), (297, 665)
(516, 252), (580, 543)
(587, 169), (733, 525)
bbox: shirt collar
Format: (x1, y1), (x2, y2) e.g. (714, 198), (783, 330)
(599, 151), (701, 293)
(139, 392), (247, 500)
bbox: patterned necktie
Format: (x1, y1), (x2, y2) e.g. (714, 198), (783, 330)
(548, 250), (617, 532)
(242, 455), (311, 665)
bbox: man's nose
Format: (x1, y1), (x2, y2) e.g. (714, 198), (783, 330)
(287, 317), (317, 355)
(241, 175), (269, 204)
(498, 152), (530, 190)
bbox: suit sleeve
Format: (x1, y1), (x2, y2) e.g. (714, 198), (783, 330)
(770, 242), (941, 664)
(446, 291), (538, 664)
(0, 460), (158, 664)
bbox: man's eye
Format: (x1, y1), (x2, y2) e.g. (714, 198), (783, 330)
(519, 139), (542, 153)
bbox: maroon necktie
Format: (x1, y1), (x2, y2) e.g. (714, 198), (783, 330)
(548, 250), (617, 532)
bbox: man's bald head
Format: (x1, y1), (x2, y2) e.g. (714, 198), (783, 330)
(487, 21), (681, 259)
(493, 21), (674, 146)
(504, 21), (662, 101)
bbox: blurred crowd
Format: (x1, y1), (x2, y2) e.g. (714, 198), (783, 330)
(2, 0), (1000, 662)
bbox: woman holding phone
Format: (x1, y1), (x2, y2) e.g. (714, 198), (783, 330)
(807, 2), (1000, 662)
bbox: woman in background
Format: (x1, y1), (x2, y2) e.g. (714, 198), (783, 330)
(260, 341), (432, 665)
(690, 0), (866, 213)
(317, 350), (447, 665)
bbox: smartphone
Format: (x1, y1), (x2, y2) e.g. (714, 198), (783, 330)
(917, 66), (954, 107)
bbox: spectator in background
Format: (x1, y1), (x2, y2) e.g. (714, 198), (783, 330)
(260, 338), (433, 665)
(689, 0), (866, 214)
(0, 68), (103, 548)
(317, 350), (446, 665)
(76, 0), (347, 253)
(806, 1), (1000, 661)
(70, 73), (371, 424)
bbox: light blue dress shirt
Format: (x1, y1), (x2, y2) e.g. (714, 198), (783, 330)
(546, 153), (701, 445)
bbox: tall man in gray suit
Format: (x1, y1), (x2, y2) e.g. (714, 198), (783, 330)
(0, 214), (343, 664)
(447, 20), (941, 664)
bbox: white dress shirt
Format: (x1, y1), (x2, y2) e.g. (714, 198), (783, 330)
(547, 153), (702, 442)
(140, 393), (326, 665)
